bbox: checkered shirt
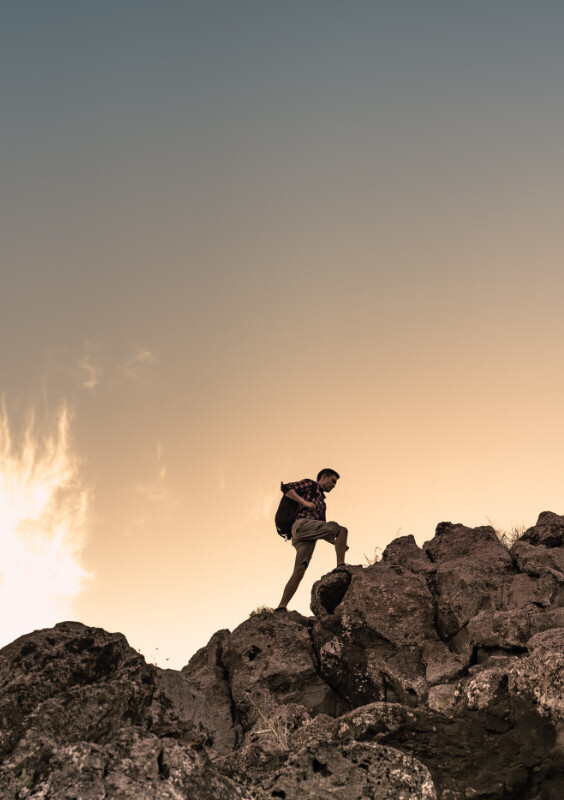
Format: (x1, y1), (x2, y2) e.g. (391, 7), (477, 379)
(281, 478), (326, 522)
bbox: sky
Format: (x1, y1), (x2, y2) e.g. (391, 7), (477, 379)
(2, 1), (564, 669)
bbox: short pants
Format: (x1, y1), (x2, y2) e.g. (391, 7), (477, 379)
(291, 518), (345, 568)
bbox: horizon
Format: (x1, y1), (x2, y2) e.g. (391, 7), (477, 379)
(2, 2), (564, 669)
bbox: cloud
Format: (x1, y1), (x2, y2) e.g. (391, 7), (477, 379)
(130, 441), (176, 528)
(249, 489), (279, 523)
(77, 343), (103, 391)
(118, 349), (157, 382)
(0, 402), (92, 647)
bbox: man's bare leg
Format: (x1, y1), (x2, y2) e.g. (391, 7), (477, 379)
(335, 527), (348, 566)
(277, 561), (308, 609)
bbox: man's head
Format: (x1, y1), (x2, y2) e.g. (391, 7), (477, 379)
(317, 468), (340, 493)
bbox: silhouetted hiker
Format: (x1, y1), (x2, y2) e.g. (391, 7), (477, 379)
(276, 468), (348, 611)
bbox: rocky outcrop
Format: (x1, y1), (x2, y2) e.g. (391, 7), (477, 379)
(3, 511), (564, 798)
(0, 621), (251, 798)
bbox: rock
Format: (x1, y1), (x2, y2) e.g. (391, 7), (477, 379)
(521, 511), (564, 548)
(221, 610), (344, 733)
(310, 565), (362, 617)
(467, 606), (564, 651)
(0, 621), (155, 756)
(236, 738), (437, 800)
(151, 629), (241, 756)
(0, 623), (249, 799)
(10, 728), (252, 800)
(311, 564), (436, 707)
(427, 684), (458, 713)
(329, 697), (556, 800)
(6, 513), (564, 798)
(424, 522), (514, 639)
(382, 534), (435, 574)
(511, 539), (564, 580)
(501, 571), (557, 609)
(421, 640), (464, 685)
(509, 628), (564, 724)
(336, 563), (438, 648)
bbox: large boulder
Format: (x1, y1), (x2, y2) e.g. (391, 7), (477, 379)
(424, 522), (515, 639)
(520, 511), (564, 548)
(381, 534), (435, 575)
(0, 622), (249, 799)
(0, 621), (155, 758)
(221, 610), (345, 733)
(509, 627), (564, 725)
(311, 563), (438, 707)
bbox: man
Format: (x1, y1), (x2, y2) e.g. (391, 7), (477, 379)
(276, 468), (348, 611)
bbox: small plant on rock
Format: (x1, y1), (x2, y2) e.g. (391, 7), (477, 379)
(363, 546), (382, 566)
(488, 518), (527, 549)
(249, 606), (274, 617)
(243, 692), (290, 751)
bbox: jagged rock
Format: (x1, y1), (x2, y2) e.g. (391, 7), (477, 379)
(151, 629), (241, 757)
(0, 621), (155, 757)
(310, 565), (362, 617)
(325, 699), (556, 799)
(467, 606), (564, 651)
(421, 640), (464, 685)
(424, 522), (514, 638)
(221, 610), (345, 733)
(311, 563), (436, 707)
(1, 727), (251, 799)
(268, 740), (437, 800)
(6, 513), (564, 798)
(509, 627), (564, 724)
(521, 511), (564, 548)
(0, 623), (248, 799)
(501, 570), (557, 609)
(339, 563), (438, 647)
(382, 534), (435, 574)
(230, 737), (436, 800)
(511, 539), (564, 581)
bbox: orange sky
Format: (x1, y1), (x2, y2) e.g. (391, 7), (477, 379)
(2, 2), (564, 668)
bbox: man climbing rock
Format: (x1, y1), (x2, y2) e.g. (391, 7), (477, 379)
(276, 468), (348, 611)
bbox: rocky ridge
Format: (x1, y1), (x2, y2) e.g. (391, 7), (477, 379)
(3, 512), (564, 798)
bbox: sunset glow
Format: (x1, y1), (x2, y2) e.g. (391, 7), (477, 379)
(0, 405), (90, 648)
(2, 2), (564, 668)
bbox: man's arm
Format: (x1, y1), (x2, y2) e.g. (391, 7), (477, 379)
(284, 488), (314, 509)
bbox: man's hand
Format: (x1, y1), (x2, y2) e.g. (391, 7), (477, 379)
(285, 488), (315, 510)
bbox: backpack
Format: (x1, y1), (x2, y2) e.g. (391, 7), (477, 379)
(275, 482), (300, 540)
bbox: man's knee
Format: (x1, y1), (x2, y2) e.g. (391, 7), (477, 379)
(337, 526), (348, 539)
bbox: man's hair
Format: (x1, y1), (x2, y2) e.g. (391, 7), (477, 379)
(317, 468), (340, 482)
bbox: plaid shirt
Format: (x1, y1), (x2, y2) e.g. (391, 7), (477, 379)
(281, 478), (326, 522)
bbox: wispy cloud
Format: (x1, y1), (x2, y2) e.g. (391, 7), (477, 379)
(77, 342), (103, 391)
(249, 489), (279, 523)
(118, 349), (157, 382)
(128, 441), (176, 531)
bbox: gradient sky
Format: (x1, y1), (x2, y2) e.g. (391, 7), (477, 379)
(2, 1), (564, 668)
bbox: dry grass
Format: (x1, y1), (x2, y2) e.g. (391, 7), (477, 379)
(488, 518), (527, 549)
(249, 606), (274, 617)
(243, 692), (290, 751)
(363, 546), (382, 566)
